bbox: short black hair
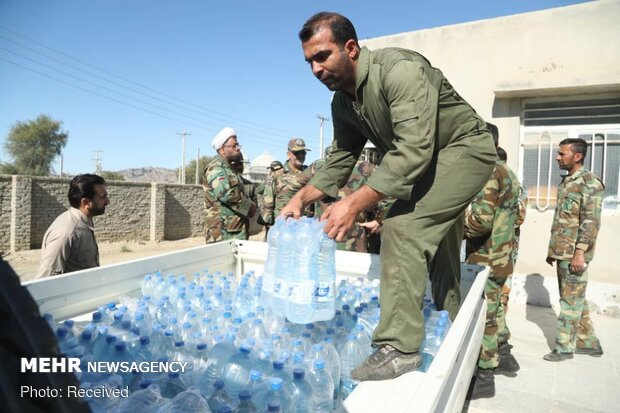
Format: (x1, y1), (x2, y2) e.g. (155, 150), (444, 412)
(559, 138), (587, 163)
(299, 12), (358, 47)
(497, 146), (507, 162)
(486, 122), (499, 148)
(68, 174), (106, 208)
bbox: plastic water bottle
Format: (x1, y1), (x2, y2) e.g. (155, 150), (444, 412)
(78, 330), (95, 354)
(247, 369), (268, 409)
(270, 360), (291, 383)
(159, 371), (188, 399)
(308, 359), (333, 412)
(288, 368), (313, 413)
(203, 333), (235, 390)
(233, 390), (258, 413)
(266, 401), (281, 412)
(159, 386), (210, 413)
(353, 324), (373, 358)
(273, 219), (296, 316)
(261, 217), (284, 310)
(322, 337), (341, 402)
(141, 274), (154, 297)
(207, 380), (233, 412)
(55, 326), (78, 355)
(222, 345), (254, 399)
(264, 378), (291, 413)
(314, 231), (336, 321)
(287, 218), (320, 324)
(339, 334), (366, 399)
(420, 326), (445, 372)
(110, 342), (133, 386)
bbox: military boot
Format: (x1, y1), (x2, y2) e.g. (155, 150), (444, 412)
(495, 342), (520, 377)
(466, 368), (495, 400)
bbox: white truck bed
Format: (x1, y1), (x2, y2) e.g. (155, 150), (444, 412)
(24, 240), (488, 413)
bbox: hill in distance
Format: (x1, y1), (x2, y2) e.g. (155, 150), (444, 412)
(117, 166), (178, 183)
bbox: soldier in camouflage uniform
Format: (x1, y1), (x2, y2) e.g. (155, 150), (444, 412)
(544, 138), (604, 362)
(495, 147), (528, 345)
(203, 127), (257, 243)
(231, 154), (259, 238)
(284, 137), (310, 174)
(288, 146), (393, 252)
(258, 161), (284, 226)
(465, 125), (519, 400)
(261, 139), (311, 223)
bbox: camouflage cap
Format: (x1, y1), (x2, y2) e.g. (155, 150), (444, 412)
(268, 160), (284, 171)
(288, 138), (310, 152)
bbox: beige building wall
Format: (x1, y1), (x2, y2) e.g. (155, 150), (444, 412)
(362, 0), (620, 282)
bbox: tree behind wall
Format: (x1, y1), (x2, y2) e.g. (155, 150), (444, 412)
(2, 114), (68, 176)
(184, 155), (215, 184)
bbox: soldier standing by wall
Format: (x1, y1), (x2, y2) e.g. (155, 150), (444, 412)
(465, 124), (519, 400)
(203, 127), (257, 243)
(544, 138), (604, 361)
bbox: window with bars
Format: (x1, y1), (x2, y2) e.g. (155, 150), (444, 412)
(520, 98), (620, 213)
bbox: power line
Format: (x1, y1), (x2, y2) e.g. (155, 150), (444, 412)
(0, 26), (297, 139)
(0, 54), (287, 148)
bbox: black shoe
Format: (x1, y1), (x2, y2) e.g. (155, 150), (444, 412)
(466, 368), (495, 400)
(543, 350), (574, 362)
(495, 352), (520, 377)
(497, 341), (513, 355)
(575, 345), (603, 357)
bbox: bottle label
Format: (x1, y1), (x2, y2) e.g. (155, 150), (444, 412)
(273, 279), (289, 299)
(315, 282), (334, 302)
(262, 276), (274, 294)
(289, 280), (316, 304)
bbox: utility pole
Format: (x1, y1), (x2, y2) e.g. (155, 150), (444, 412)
(316, 114), (330, 157)
(92, 150), (103, 174)
(195, 147), (200, 185)
(177, 131), (191, 184)
(59, 153), (64, 178)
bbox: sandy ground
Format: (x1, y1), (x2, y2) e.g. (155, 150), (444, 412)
(3, 230), (265, 283)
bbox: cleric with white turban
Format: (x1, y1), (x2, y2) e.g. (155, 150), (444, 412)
(212, 127), (236, 151)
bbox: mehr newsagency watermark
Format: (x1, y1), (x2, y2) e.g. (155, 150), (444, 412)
(19, 357), (188, 398)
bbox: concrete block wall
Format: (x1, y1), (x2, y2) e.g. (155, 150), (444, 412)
(93, 181), (152, 243)
(0, 175), (210, 251)
(30, 178), (71, 249)
(0, 176), (12, 253)
(164, 184), (205, 240)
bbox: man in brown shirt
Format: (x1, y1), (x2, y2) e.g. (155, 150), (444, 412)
(37, 174), (109, 278)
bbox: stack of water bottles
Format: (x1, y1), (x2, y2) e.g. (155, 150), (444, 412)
(46, 249), (452, 412)
(261, 216), (337, 324)
(419, 300), (453, 372)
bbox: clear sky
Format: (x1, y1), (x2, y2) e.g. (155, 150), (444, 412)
(0, 0), (588, 175)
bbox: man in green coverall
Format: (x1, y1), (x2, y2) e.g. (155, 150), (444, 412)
(281, 12), (496, 381)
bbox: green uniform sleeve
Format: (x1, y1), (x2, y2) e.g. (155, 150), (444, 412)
(365, 60), (437, 200)
(261, 177), (275, 224)
(515, 184), (528, 227)
(464, 167), (499, 238)
(576, 180), (604, 251)
(206, 167), (254, 218)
